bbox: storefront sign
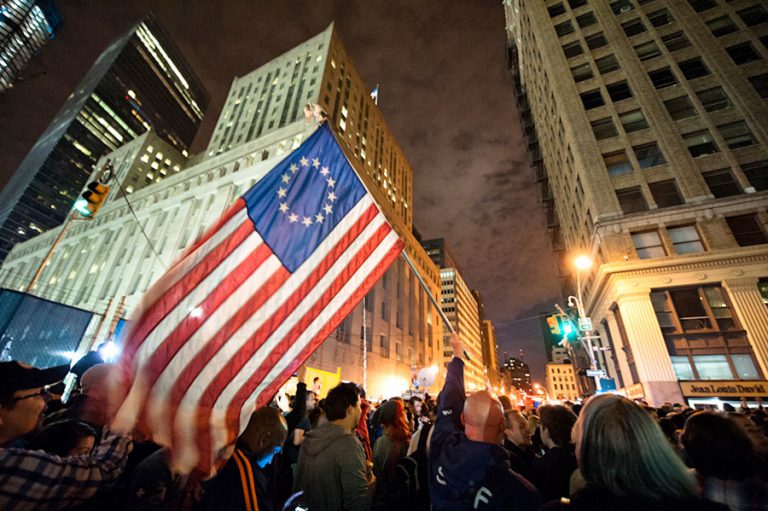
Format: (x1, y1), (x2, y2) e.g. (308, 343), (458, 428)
(680, 380), (768, 397)
(624, 383), (645, 400)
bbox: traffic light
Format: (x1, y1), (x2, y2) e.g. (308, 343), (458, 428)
(74, 181), (111, 217)
(558, 315), (578, 346)
(546, 315), (561, 335)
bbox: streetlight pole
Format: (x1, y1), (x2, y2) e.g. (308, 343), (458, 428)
(569, 255), (602, 392)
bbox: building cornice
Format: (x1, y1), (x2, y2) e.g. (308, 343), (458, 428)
(588, 246), (768, 316)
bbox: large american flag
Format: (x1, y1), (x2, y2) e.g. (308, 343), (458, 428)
(112, 124), (404, 474)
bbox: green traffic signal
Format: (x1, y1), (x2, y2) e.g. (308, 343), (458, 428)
(74, 198), (92, 216)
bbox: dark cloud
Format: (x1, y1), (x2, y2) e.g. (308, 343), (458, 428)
(0, 0), (561, 379)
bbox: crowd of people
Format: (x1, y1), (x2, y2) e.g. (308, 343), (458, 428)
(1, 333), (767, 511)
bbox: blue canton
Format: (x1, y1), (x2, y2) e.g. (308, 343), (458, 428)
(243, 124), (367, 272)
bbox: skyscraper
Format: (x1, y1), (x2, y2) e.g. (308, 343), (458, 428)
(0, 24), (444, 398)
(0, 15), (209, 262)
(502, 356), (532, 395)
(473, 289), (501, 387)
(0, 0), (61, 92)
(422, 238), (485, 390)
(505, 0), (768, 407)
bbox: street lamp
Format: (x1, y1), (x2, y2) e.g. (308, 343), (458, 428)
(568, 255), (602, 392)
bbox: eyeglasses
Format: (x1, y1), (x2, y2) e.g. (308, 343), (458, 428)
(4, 382), (60, 403)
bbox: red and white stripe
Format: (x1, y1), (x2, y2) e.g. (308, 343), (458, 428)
(113, 194), (402, 474)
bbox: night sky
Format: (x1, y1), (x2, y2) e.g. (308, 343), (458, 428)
(0, 1), (562, 380)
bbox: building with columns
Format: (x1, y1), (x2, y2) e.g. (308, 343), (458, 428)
(505, 0), (768, 406)
(0, 23), (444, 400)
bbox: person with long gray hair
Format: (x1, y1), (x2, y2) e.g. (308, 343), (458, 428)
(540, 394), (726, 510)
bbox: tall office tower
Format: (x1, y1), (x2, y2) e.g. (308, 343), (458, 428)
(504, 0), (768, 407)
(0, 15), (209, 262)
(502, 356), (532, 394)
(0, 24), (444, 398)
(422, 238), (485, 390)
(472, 289), (501, 387)
(0, 0), (61, 93)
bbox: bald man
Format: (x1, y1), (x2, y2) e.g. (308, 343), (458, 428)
(428, 334), (540, 510)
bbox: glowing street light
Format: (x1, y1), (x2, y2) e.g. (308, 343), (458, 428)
(569, 254), (601, 391)
(574, 255), (592, 271)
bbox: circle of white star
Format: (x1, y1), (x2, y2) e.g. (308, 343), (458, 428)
(277, 154), (338, 228)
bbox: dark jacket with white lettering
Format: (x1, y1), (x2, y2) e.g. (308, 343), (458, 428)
(428, 357), (541, 511)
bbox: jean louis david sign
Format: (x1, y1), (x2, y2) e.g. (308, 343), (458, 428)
(680, 381), (768, 397)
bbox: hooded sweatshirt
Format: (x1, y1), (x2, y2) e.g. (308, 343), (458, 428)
(429, 357), (541, 511)
(294, 422), (371, 511)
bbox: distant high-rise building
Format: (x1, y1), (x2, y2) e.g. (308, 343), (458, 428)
(546, 363), (579, 401)
(504, 0), (768, 407)
(0, 0), (61, 92)
(473, 289), (501, 386)
(421, 237), (461, 273)
(422, 238), (484, 390)
(502, 356), (532, 394)
(0, 15), (209, 262)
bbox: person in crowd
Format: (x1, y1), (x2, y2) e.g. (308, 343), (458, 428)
(356, 387), (373, 463)
(408, 396), (425, 432)
(727, 412), (768, 480)
(546, 394), (725, 510)
(127, 447), (192, 511)
(681, 410), (768, 510)
(372, 398), (411, 510)
(308, 399), (326, 429)
(195, 405), (288, 511)
(503, 408), (535, 481)
(311, 376), (322, 395)
(0, 360), (132, 510)
(277, 374), (312, 504)
(407, 400), (435, 457)
(295, 382), (372, 511)
(530, 405), (577, 502)
(428, 333), (540, 511)
(528, 410), (543, 454)
(29, 419), (97, 457)
(46, 363), (120, 434)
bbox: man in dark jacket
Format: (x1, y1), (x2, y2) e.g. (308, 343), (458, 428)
(503, 408), (535, 481)
(531, 405), (577, 502)
(195, 406), (287, 511)
(428, 334), (540, 511)
(294, 382), (372, 511)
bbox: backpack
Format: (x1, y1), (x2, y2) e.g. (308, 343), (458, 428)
(389, 422), (432, 511)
